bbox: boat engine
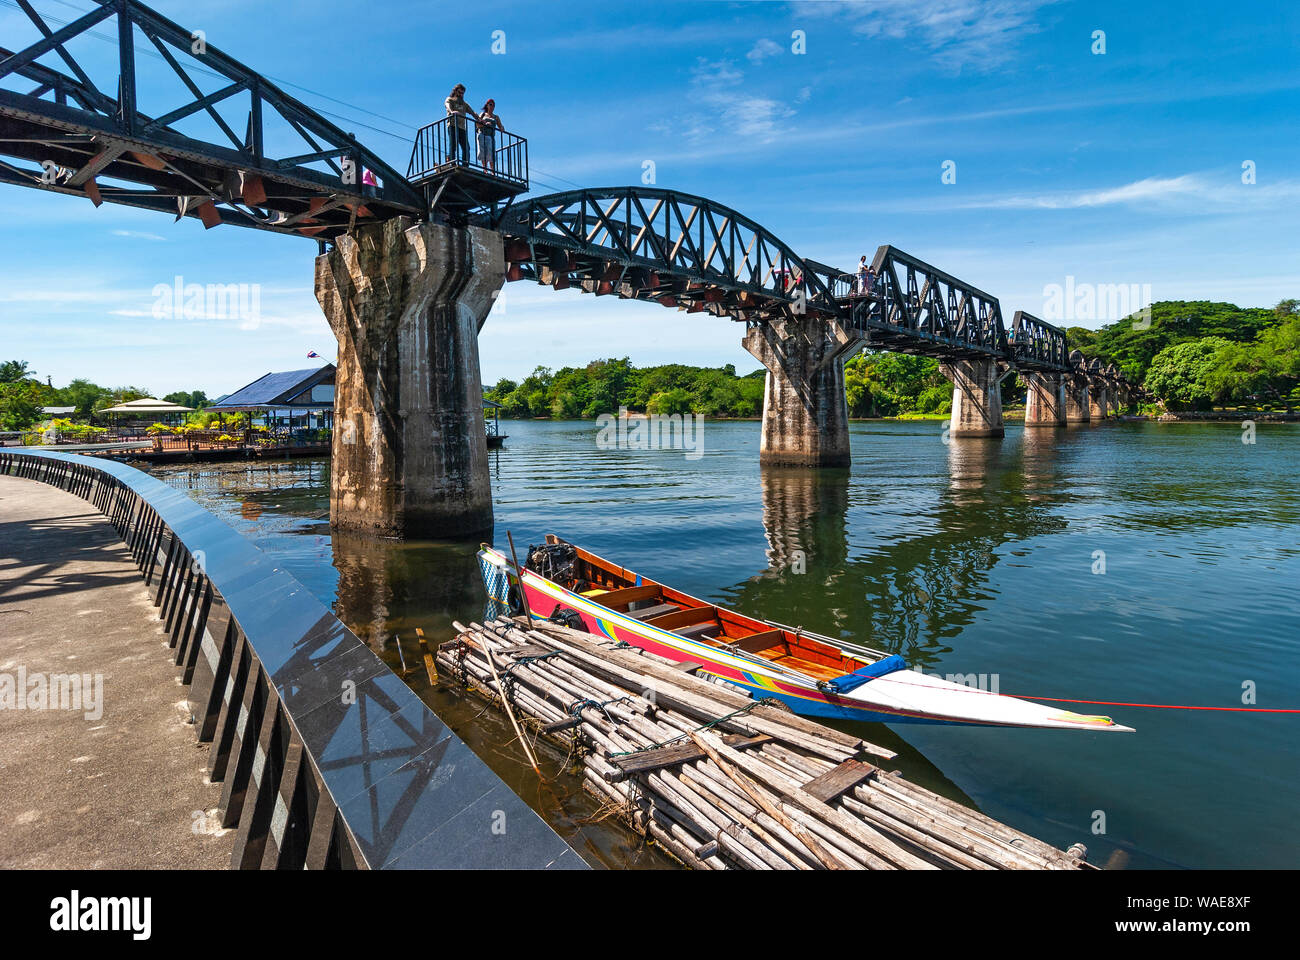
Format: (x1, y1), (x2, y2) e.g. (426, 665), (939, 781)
(526, 541), (578, 584)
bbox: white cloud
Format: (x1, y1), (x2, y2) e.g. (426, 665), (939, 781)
(684, 58), (795, 143)
(746, 38), (783, 64)
(111, 229), (168, 241)
(952, 175), (1300, 211)
(811, 0), (1058, 72)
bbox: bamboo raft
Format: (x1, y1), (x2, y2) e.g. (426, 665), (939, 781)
(438, 617), (1096, 870)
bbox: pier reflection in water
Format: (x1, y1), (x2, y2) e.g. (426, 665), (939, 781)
(145, 418), (1300, 869)
(327, 529), (672, 869)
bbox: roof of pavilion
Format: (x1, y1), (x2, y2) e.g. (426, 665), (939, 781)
(207, 364), (336, 412)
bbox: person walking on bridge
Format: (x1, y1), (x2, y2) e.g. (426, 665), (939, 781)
(445, 84), (479, 165)
(477, 99), (505, 173)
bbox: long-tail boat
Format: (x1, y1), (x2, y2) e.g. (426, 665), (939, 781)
(478, 537), (1134, 732)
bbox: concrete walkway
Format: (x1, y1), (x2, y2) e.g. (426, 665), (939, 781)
(0, 474), (235, 868)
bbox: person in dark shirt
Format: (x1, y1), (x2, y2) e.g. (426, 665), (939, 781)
(477, 99), (505, 172)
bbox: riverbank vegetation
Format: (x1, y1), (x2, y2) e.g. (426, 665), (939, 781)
(0, 362), (210, 431)
(483, 354), (958, 420)
(485, 359), (767, 419)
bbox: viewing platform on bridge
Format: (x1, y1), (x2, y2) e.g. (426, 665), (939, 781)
(407, 116), (529, 220)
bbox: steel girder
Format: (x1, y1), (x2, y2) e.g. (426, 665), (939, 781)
(1010, 310), (1070, 372)
(842, 244), (1008, 361)
(0, 0), (421, 239)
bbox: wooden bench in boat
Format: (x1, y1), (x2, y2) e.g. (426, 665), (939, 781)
(625, 602), (681, 621)
(643, 606), (716, 630)
(672, 622), (720, 641)
(588, 583), (662, 611)
(723, 629), (786, 655)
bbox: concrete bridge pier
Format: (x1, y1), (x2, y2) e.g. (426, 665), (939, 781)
(315, 216), (503, 538)
(1064, 376), (1091, 423)
(941, 359), (1006, 438)
(1064, 350), (1090, 423)
(1089, 381), (1109, 420)
(742, 317), (863, 467)
(1023, 372), (1065, 427)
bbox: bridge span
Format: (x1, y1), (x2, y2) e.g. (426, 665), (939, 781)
(0, 0), (1144, 538)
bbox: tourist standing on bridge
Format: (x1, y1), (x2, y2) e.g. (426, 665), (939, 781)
(856, 256), (870, 296)
(445, 84), (479, 165)
(477, 99), (505, 172)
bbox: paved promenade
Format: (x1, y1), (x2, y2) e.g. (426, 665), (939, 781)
(0, 474), (235, 868)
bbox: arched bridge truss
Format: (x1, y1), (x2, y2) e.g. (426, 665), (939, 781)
(491, 187), (841, 322)
(489, 187), (1084, 378)
(0, 0), (421, 239)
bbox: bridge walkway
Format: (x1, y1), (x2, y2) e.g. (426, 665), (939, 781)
(0, 474), (235, 868)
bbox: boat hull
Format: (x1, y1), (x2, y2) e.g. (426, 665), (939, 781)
(479, 548), (1133, 732)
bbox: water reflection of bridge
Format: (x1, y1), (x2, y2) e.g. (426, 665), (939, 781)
(717, 443), (1067, 670)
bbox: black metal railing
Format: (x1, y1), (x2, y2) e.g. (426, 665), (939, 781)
(0, 449), (580, 871)
(407, 115), (528, 186)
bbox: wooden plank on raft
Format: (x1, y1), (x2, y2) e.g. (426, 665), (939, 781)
(802, 759), (877, 804)
(611, 734), (772, 778)
(501, 643), (556, 661)
(524, 620), (896, 760)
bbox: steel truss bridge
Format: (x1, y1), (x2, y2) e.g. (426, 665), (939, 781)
(490, 188), (1132, 386)
(0, 0), (1137, 391)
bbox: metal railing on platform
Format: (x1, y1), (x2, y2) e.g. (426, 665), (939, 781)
(407, 115), (528, 187)
(0, 450), (581, 871)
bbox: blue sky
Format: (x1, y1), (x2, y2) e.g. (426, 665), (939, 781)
(1, 0), (1296, 396)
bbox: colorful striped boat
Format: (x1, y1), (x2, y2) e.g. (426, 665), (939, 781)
(478, 537), (1134, 732)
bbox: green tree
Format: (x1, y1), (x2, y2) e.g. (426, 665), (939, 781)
(53, 379), (111, 420)
(646, 388), (692, 415)
(163, 390), (208, 410)
(0, 360), (34, 383)
(92, 386), (151, 418)
(0, 379), (50, 430)
(1144, 337), (1234, 410)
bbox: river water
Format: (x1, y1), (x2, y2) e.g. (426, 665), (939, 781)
(145, 419), (1300, 869)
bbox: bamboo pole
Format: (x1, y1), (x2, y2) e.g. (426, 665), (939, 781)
(479, 635), (541, 777)
(416, 627), (437, 684)
(688, 731), (846, 870)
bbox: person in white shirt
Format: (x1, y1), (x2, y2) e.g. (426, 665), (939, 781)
(444, 84), (479, 165)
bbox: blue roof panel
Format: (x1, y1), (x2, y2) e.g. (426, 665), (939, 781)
(209, 365), (333, 409)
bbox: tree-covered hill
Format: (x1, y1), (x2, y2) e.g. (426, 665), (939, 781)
(1068, 299), (1299, 410)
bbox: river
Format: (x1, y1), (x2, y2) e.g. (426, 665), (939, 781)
(145, 418), (1300, 869)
